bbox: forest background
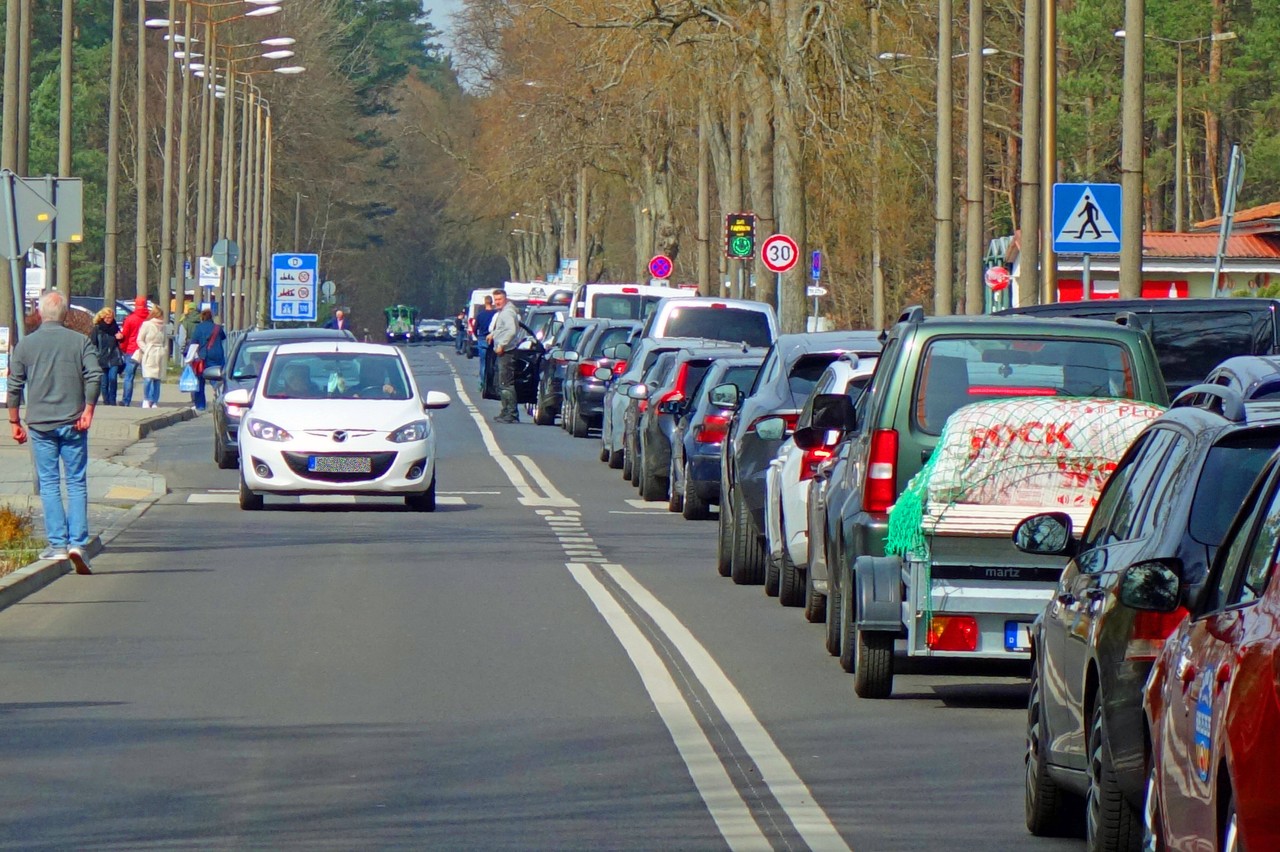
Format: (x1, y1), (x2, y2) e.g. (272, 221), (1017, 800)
(2, 0), (1270, 329)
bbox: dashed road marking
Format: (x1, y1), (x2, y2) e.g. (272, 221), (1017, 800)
(625, 499), (670, 510)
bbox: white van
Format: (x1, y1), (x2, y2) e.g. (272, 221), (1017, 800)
(639, 296), (777, 348)
(569, 283), (675, 321)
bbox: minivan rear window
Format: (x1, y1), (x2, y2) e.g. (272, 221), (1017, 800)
(592, 294), (663, 321)
(914, 337), (1135, 434)
(1149, 312), (1253, 393)
(663, 307), (772, 347)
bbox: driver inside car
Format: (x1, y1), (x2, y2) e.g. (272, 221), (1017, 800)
(353, 361), (401, 399)
(282, 363), (322, 398)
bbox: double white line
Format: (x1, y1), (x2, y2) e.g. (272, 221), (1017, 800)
(442, 355), (849, 851)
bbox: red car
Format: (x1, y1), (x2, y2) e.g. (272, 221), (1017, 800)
(1141, 449), (1280, 852)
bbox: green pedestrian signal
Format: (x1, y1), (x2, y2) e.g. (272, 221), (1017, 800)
(724, 213), (756, 259)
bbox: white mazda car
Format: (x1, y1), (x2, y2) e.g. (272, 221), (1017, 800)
(224, 341), (450, 511)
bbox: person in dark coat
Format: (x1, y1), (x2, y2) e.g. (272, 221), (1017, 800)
(189, 309), (225, 411)
(91, 308), (124, 405)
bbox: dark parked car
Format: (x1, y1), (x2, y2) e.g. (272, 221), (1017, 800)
(601, 337), (710, 470)
(206, 326), (355, 469)
(670, 356), (765, 520)
(622, 350), (683, 487)
(564, 320), (640, 440)
(532, 318), (602, 426)
(999, 297), (1280, 396)
(1013, 382), (1280, 849)
(634, 346), (756, 503)
(1203, 354), (1280, 400)
(717, 331), (882, 585)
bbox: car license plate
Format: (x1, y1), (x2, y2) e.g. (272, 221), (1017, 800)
(1005, 621), (1032, 652)
(308, 455), (372, 474)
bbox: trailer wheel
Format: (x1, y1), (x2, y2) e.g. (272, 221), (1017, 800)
(852, 628), (894, 699)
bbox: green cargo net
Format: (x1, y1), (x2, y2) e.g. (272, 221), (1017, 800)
(885, 396), (1166, 563)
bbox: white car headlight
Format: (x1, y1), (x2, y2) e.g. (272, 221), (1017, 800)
(388, 420), (429, 443)
(245, 418), (293, 442)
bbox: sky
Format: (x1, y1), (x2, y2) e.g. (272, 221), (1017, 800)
(426, 0), (464, 55)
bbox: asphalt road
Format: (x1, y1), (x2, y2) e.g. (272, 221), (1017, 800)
(0, 344), (1084, 851)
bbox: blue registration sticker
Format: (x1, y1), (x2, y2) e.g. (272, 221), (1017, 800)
(1005, 621), (1032, 652)
(1194, 676), (1213, 782)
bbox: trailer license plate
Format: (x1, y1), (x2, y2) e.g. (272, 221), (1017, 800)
(1005, 621), (1032, 652)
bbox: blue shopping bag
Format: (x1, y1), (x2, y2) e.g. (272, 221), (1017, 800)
(178, 364), (199, 393)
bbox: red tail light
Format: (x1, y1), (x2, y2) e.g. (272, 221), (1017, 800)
(1125, 607), (1189, 661)
(863, 428), (899, 513)
(928, 615), (979, 651)
(578, 362), (598, 378)
(613, 360), (628, 376)
(800, 447), (834, 481)
(657, 390), (685, 407)
(748, 413), (799, 435)
(638, 400), (649, 413)
(695, 414), (731, 443)
(622, 287), (639, 293)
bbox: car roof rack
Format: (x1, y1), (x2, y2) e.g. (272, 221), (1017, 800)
(1172, 383), (1246, 423)
(1113, 311), (1148, 331)
(896, 305), (927, 326)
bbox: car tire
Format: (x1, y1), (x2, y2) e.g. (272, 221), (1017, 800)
(405, 475), (437, 512)
(764, 549), (781, 597)
(214, 435), (236, 470)
(1086, 700), (1143, 852)
(571, 407), (591, 438)
(1027, 661), (1077, 836)
(846, 569), (894, 698)
(630, 438), (643, 488)
(667, 458), (684, 513)
(730, 491), (766, 585)
(533, 399), (555, 426)
(779, 547), (805, 607)
(825, 553), (843, 655)
(716, 490), (734, 577)
(683, 464), (711, 521)
(803, 562), (826, 623)
(621, 443), (634, 480)
(608, 447), (624, 470)
(640, 455), (667, 502)
(238, 473), (263, 511)
(599, 444), (610, 463)
(1141, 765), (1163, 852)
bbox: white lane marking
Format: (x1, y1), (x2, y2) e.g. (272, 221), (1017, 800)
(299, 495), (357, 505)
(441, 490), (500, 495)
(566, 563), (771, 851)
(625, 499), (669, 510)
(602, 562), (849, 851)
(610, 510), (681, 516)
(208, 489), (237, 493)
(514, 454), (574, 505)
(437, 496), (466, 506)
(187, 493), (238, 504)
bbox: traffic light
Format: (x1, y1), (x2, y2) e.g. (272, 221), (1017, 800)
(724, 213), (756, 259)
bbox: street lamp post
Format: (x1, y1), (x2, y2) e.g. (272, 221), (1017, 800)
(964, 0), (984, 314)
(935, 0), (953, 315)
(1115, 28), (1237, 232)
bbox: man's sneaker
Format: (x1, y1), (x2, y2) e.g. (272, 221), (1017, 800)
(38, 546), (68, 562)
(68, 546), (93, 575)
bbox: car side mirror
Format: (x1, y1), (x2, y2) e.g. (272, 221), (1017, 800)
(564, 351), (580, 362)
(627, 384), (649, 400)
(223, 388), (252, 406)
(423, 390), (451, 410)
(792, 426), (843, 450)
(615, 343), (633, 360)
(1012, 512), (1076, 556)
(709, 382), (741, 410)
(602, 345), (618, 359)
(808, 393), (857, 432)
(754, 416), (787, 442)
(593, 366), (613, 381)
(1117, 560), (1184, 612)
(203, 364), (223, 382)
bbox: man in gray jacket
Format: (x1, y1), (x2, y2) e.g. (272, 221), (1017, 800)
(487, 288), (522, 423)
(7, 292), (102, 573)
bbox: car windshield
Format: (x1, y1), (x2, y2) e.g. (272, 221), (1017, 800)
(562, 325), (592, 351)
(231, 342), (276, 380)
(662, 306), (772, 347)
(914, 337), (1136, 434)
(264, 352), (410, 400)
(592, 294), (665, 321)
(1188, 432), (1280, 546)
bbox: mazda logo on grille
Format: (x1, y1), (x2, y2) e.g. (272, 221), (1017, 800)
(332, 430), (348, 443)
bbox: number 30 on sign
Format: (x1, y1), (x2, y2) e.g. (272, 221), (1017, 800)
(761, 233), (799, 273)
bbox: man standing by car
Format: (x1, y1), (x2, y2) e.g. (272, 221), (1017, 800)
(324, 309), (349, 331)
(474, 295), (496, 391)
(7, 292), (102, 574)
(488, 289), (522, 423)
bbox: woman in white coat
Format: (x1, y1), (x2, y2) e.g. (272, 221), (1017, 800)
(136, 305), (169, 408)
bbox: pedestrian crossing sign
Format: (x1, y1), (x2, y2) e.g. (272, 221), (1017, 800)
(1052, 183), (1122, 255)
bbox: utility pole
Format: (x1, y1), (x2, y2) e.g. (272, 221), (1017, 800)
(577, 167), (589, 287)
(158, 0), (177, 318)
(1039, 0), (1058, 303)
(697, 105), (710, 295)
(103, 0), (123, 307)
(728, 90), (743, 299)
(964, 0), (984, 314)
(934, 0), (954, 315)
(1, 0), (19, 335)
(1018, 0), (1041, 306)
(135, 0), (149, 300)
(870, 1), (885, 329)
(17, 0), (29, 176)
(173, 12), (192, 321)
(1118, 0), (1145, 298)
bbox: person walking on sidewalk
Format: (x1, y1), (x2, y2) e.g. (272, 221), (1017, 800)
(137, 305), (168, 409)
(91, 308), (124, 405)
(118, 295), (149, 407)
(189, 308), (224, 411)
(488, 289), (523, 423)
(6, 291), (101, 574)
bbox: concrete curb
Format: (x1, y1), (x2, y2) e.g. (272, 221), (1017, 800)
(92, 405), (198, 442)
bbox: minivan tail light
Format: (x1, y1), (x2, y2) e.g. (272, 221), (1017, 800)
(800, 447), (834, 481)
(863, 428), (899, 513)
(695, 414), (731, 443)
(1125, 607), (1189, 661)
(622, 287), (639, 294)
(613, 360), (628, 376)
(578, 362), (599, 378)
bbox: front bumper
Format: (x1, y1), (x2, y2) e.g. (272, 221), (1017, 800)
(240, 435), (434, 495)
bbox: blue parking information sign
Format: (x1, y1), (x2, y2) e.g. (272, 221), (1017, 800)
(270, 253), (319, 322)
(1052, 183), (1122, 255)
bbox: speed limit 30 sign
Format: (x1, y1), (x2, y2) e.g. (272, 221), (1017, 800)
(761, 233), (800, 274)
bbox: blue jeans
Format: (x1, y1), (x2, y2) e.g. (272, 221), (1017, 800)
(477, 342), (490, 388)
(98, 364), (120, 405)
(30, 425), (90, 549)
(122, 358), (139, 406)
(144, 378), (161, 405)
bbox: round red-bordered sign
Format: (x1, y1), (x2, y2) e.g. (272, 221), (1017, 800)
(984, 265), (1011, 292)
(761, 234), (800, 273)
(648, 254), (673, 279)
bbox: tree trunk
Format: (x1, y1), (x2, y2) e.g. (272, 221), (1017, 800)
(770, 0), (808, 332)
(1205, 0), (1229, 217)
(746, 63), (775, 308)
